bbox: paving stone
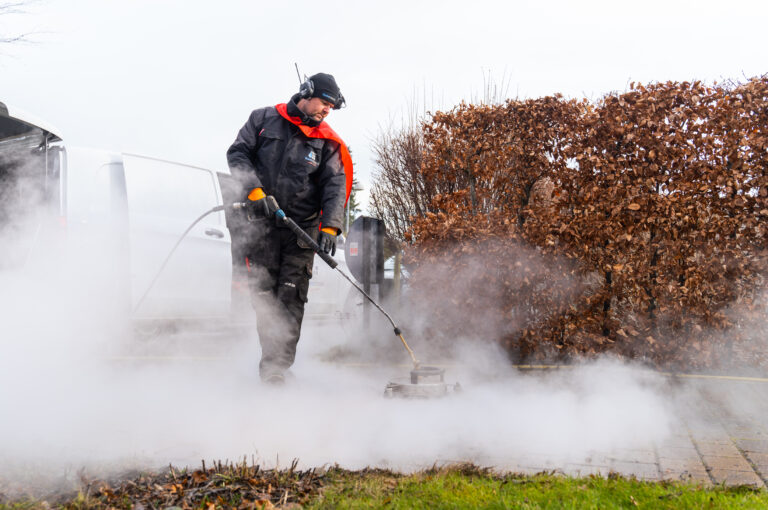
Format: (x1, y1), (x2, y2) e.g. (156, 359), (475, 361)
(723, 426), (764, 437)
(701, 455), (754, 472)
(661, 470), (712, 486)
(577, 453), (611, 466)
(742, 453), (768, 481)
(736, 439), (768, 454)
(606, 449), (656, 464)
(708, 468), (765, 487)
(744, 451), (768, 469)
(731, 434), (768, 441)
(685, 423), (731, 442)
(608, 461), (660, 481)
(695, 442), (742, 457)
(686, 430), (731, 443)
(658, 457), (707, 474)
(657, 447), (701, 461)
(732, 425), (768, 436)
(657, 435), (696, 449)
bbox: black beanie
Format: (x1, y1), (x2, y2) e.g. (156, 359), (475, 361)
(309, 73), (342, 106)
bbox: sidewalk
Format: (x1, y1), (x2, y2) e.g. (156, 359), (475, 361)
(658, 376), (768, 487)
(502, 376), (768, 487)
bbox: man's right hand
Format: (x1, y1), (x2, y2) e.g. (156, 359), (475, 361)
(247, 187), (272, 218)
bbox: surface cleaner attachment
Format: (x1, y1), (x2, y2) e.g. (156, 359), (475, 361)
(384, 365), (462, 399)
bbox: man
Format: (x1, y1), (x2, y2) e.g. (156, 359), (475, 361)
(227, 73), (352, 384)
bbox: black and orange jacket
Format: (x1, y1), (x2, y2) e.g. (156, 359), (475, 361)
(226, 96), (351, 231)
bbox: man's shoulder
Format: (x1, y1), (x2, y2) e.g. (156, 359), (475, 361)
(249, 105), (279, 120)
(321, 137), (341, 152)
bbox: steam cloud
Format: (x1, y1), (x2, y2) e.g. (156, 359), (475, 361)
(0, 146), (679, 498)
(0, 244), (675, 496)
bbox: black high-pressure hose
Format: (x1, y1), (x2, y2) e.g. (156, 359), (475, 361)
(132, 204), (228, 314)
(132, 200), (420, 367)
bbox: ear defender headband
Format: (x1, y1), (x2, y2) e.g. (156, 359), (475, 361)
(298, 78), (346, 110)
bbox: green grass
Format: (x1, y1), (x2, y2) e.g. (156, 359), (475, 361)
(307, 466), (768, 509)
(3, 465), (767, 509)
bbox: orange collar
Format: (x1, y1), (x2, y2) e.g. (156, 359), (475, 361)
(275, 103), (353, 205)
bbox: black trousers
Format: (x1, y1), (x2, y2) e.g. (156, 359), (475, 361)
(245, 218), (317, 379)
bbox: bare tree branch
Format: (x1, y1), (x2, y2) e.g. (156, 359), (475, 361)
(0, 1), (35, 44)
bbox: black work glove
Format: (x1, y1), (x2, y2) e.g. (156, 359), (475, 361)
(246, 188), (270, 218)
(250, 197), (272, 218)
(318, 228), (338, 256)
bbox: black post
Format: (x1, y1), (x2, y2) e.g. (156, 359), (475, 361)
(362, 217), (372, 330)
(344, 216), (386, 334)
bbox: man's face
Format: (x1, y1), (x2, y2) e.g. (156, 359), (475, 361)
(298, 97), (334, 122)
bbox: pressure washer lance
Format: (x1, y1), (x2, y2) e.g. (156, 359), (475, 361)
(241, 197), (421, 370)
(133, 199), (460, 398)
(132, 198), (420, 369)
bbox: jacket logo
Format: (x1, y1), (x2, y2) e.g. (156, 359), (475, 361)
(305, 149), (318, 166)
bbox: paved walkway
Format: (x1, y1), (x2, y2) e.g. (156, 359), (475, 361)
(112, 330), (768, 488)
(659, 376), (768, 487)
(503, 375), (768, 487)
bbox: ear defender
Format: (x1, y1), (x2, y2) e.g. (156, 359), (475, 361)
(298, 78), (314, 100)
(333, 93), (346, 110)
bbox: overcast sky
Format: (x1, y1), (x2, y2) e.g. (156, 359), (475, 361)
(2, 0), (766, 208)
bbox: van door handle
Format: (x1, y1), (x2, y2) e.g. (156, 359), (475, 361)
(204, 228), (224, 238)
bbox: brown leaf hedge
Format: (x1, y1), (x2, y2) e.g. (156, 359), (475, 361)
(372, 77), (768, 369)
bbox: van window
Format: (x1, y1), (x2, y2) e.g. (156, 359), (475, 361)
(123, 156), (221, 224)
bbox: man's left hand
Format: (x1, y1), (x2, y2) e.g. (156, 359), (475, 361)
(318, 227), (338, 256)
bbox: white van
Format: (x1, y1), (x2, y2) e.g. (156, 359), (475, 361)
(0, 101), (354, 328)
